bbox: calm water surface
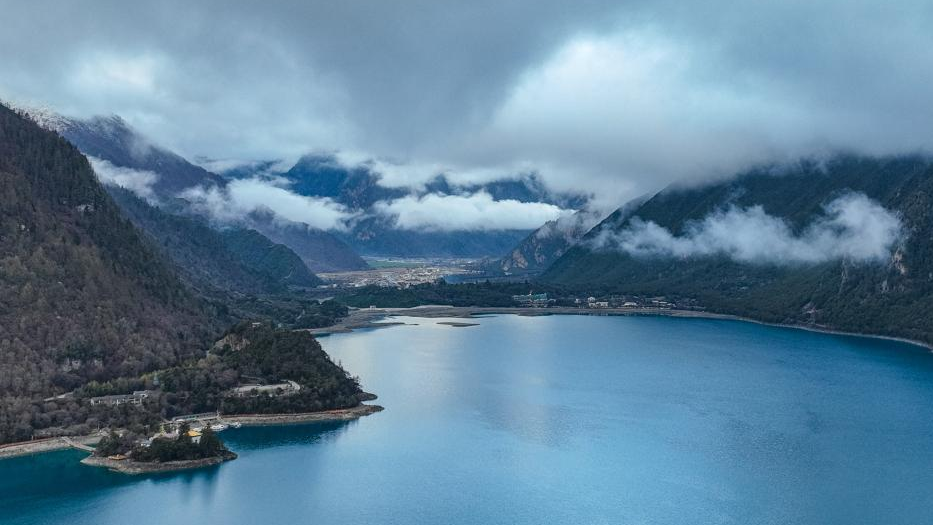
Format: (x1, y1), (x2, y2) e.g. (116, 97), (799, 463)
(3, 315), (933, 524)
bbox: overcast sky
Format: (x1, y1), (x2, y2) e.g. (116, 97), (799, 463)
(3, 0), (933, 212)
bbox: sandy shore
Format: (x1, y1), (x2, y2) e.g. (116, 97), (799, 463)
(314, 305), (933, 351)
(81, 451), (237, 475)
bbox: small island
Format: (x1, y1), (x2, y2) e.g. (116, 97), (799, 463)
(81, 424), (237, 474)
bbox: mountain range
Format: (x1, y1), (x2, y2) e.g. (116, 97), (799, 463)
(221, 154), (589, 258)
(9, 105), (367, 273)
(18, 105), (590, 264)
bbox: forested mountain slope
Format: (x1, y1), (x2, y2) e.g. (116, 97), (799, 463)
(494, 197), (647, 275)
(53, 113), (226, 195)
(544, 155), (933, 344)
(248, 212), (369, 272)
(107, 186), (321, 295)
(0, 104), (217, 442)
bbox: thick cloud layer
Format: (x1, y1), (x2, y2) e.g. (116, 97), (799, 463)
(375, 192), (572, 232)
(88, 157), (159, 201)
(2, 1), (933, 209)
(181, 179), (354, 231)
(591, 193), (903, 265)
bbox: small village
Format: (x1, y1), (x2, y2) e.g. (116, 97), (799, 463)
(80, 379), (303, 458)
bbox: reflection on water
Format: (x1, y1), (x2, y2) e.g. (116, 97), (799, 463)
(224, 420), (356, 451)
(5, 314), (933, 525)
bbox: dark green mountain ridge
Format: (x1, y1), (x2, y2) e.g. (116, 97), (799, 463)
(106, 186), (322, 296)
(0, 103), (217, 442)
(544, 154), (933, 344)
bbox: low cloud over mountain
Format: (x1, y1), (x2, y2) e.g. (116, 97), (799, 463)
(180, 178), (354, 231)
(88, 156), (160, 202)
(374, 191), (572, 232)
(590, 193), (903, 265)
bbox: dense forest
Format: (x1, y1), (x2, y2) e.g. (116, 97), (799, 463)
(2, 321), (365, 444)
(160, 322), (368, 417)
(96, 424), (230, 462)
(0, 103), (218, 443)
(544, 155), (933, 344)
(0, 104), (365, 445)
(106, 187), (353, 330)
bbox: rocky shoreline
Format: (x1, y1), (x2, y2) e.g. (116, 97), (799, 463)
(81, 450), (237, 474)
(0, 403), (384, 462)
(224, 403), (384, 426)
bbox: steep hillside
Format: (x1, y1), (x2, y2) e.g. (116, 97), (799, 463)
(20, 109), (226, 195)
(107, 186), (321, 295)
(544, 155), (933, 344)
(495, 198), (646, 275)
(249, 212), (369, 272)
(496, 212), (599, 275)
(0, 104), (216, 442)
(219, 228), (322, 288)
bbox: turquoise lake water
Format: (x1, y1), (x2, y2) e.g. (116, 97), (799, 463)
(3, 314), (933, 524)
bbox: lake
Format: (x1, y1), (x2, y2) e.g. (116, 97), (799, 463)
(3, 314), (933, 524)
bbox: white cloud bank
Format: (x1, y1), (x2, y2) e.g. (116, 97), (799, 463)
(375, 191), (573, 231)
(88, 156), (159, 201)
(591, 193), (903, 265)
(180, 178), (354, 231)
(6, 1), (933, 212)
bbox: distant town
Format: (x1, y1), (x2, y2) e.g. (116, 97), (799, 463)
(317, 257), (478, 288)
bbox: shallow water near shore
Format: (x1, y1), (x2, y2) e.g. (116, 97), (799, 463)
(4, 314), (933, 524)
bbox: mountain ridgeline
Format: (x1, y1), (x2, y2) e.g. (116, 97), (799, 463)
(544, 155), (933, 344)
(40, 112), (227, 195)
(0, 104), (217, 442)
(11, 106), (368, 272)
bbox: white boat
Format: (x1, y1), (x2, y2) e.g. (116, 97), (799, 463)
(210, 423), (229, 432)
(230, 422), (242, 428)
